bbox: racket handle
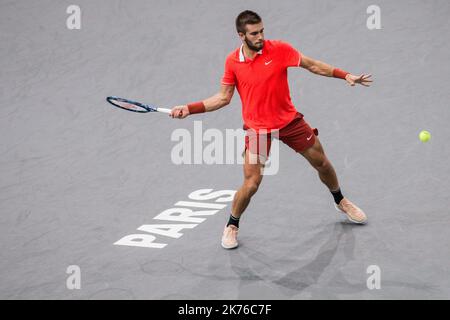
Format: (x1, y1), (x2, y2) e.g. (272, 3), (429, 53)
(157, 108), (172, 114)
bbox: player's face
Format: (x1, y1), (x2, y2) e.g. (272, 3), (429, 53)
(240, 22), (264, 52)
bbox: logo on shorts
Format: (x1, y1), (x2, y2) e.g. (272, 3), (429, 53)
(306, 134), (313, 141)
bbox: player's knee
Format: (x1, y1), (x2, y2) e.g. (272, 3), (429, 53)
(244, 178), (260, 195)
(314, 157), (331, 172)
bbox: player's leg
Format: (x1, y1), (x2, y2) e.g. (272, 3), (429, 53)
(221, 141), (267, 249)
(231, 148), (265, 219)
(299, 136), (367, 224)
(280, 114), (367, 224)
(279, 114), (339, 192)
(299, 136), (339, 192)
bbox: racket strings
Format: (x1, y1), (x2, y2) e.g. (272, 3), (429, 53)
(109, 98), (148, 112)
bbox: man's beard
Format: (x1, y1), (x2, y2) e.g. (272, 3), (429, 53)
(245, 37), (264, 52)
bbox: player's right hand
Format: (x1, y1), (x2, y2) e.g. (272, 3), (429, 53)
(170, 105), (190, 119)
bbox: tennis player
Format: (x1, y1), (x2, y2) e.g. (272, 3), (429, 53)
(170, 10), (372, 249)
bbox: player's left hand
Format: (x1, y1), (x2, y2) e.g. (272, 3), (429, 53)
(345, 74), (372, 87)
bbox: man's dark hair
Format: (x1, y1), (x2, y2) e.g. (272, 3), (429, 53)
(235, 10), (262, 34)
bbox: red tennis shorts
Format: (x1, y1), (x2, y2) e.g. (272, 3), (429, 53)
(244, 112), (319, 159)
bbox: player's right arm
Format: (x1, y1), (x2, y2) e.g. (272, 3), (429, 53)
(170, 84), (235, 119)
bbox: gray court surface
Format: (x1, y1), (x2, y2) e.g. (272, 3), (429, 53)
(1, 0), (450, 300)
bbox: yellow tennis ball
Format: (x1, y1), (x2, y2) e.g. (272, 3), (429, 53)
(419, 130), (431, 142)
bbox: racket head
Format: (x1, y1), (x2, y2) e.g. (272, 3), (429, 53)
(106, 96), (156, 113)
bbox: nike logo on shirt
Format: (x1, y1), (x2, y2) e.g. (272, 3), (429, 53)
(307, 134), (313, 140)
(265, 60), (272, 65)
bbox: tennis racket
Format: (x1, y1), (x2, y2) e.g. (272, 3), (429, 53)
(106, 96), (171, 114)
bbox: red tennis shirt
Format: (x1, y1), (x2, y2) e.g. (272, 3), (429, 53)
(221, 39), (302, 131)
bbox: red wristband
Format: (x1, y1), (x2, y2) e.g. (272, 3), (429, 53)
(187, 101), (206, 114)
(333, 68), (350, 80)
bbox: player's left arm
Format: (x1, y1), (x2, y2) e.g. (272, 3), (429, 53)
(300, 55), (372, 87)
